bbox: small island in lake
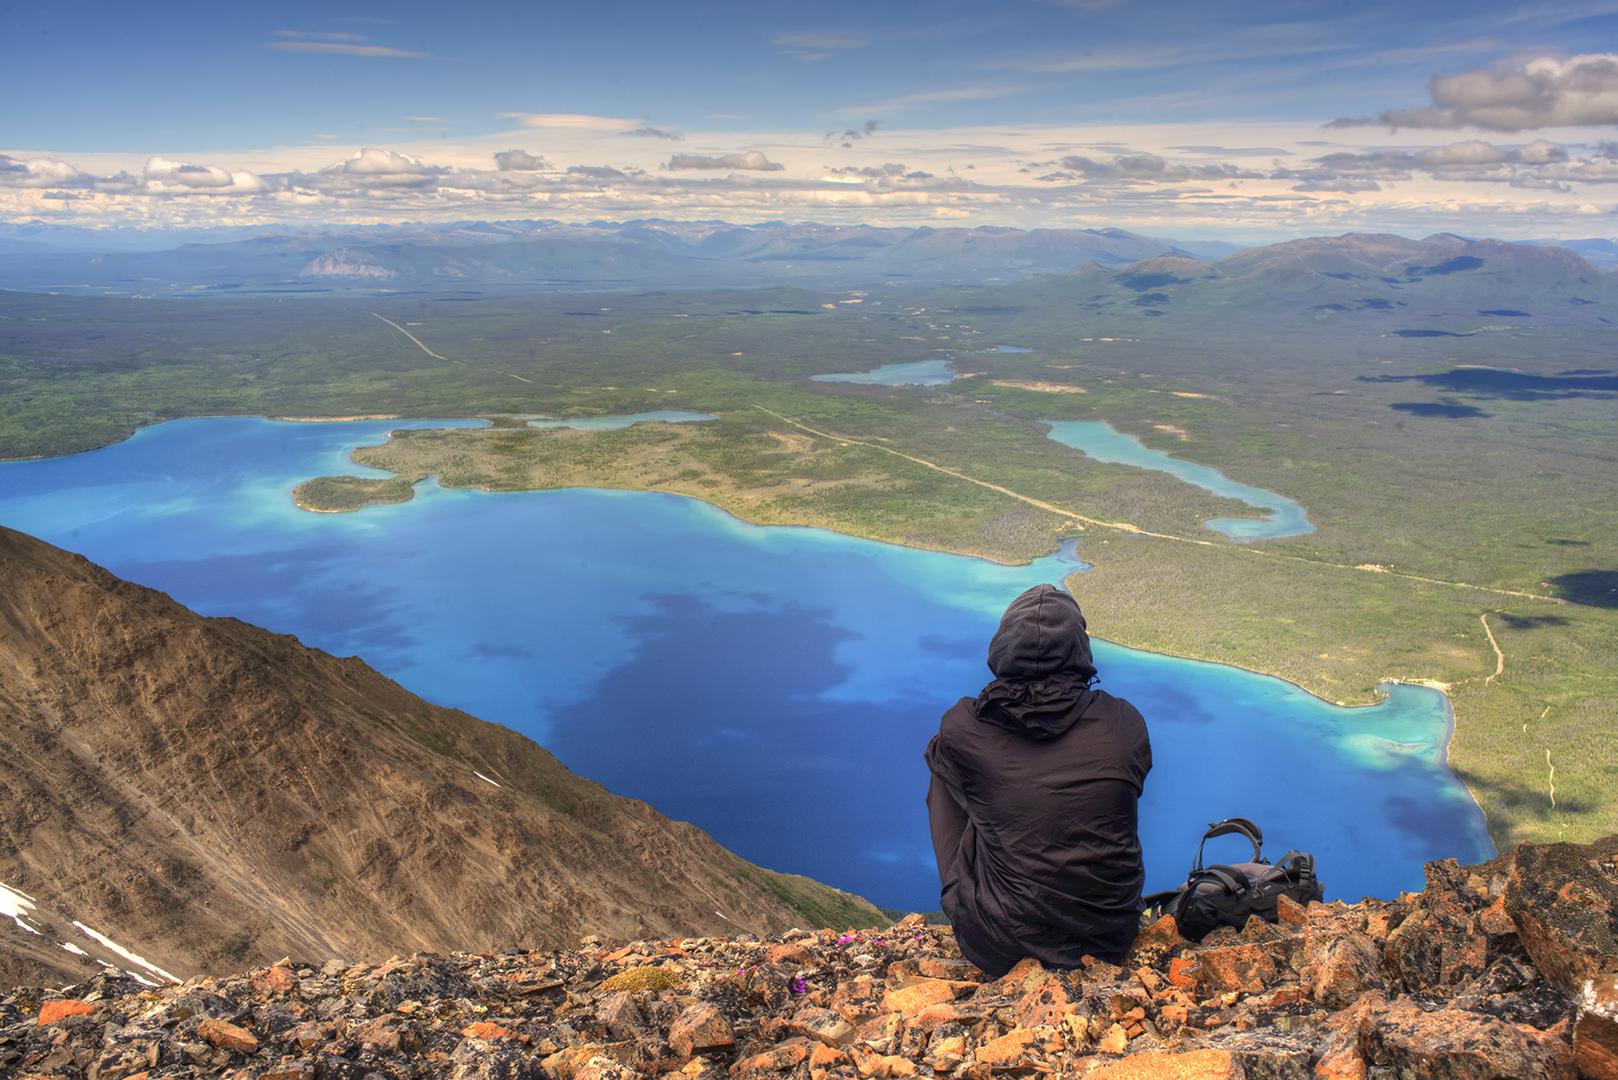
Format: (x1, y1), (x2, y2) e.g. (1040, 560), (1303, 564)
(292, 475), (416, 512)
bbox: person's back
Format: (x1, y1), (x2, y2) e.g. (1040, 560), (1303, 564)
(924, 584), (1151, 976)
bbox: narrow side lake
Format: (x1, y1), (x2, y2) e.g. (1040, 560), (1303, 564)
(528, 411), (717, 430)
(1044, 421), (1315, 541)
(0, 419), (1489, 911)
(812, 360), (960, 386)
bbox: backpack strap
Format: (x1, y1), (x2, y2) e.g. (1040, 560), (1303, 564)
(1188, 865), (1249, 896)
(1193, 818), (1264, 871)
(1273, 850), (1316, 882)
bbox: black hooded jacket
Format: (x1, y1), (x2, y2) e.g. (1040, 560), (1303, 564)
(924, 584), (1151, 976)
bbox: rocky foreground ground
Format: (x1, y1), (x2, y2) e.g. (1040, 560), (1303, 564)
(3, 836), (1616, 1080)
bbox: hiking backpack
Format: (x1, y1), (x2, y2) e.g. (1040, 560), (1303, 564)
(1141, 817), (1323, 942)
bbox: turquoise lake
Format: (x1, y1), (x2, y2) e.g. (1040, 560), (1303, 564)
(1044, 421), (1315, 541)
(528, 410), (718, 430)
(0, 418), (1492, 911)
(811, 360), (960, 386)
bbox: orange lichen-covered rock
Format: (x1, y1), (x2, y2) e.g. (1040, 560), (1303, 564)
(1194, 943), (1278, 995)
(1362, 1000), (1574, 1080)
(880, 978), (958, 1015)
(36, 1000), (95, 1025)
(1011, 972), (1074, 1028)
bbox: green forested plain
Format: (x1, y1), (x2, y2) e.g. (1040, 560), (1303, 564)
(2, 251), (1614, 852)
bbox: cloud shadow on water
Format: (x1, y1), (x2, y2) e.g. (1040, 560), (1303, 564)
(544, 591), (947, 911)
(116, 547), (416, 655)
(1382, 792), (1494, 868)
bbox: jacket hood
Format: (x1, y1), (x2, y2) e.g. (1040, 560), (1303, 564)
(976, 585), (1098, 740)
(986, 584), (1096, 682)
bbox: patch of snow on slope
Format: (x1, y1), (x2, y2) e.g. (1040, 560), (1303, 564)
(1, 881), (42, 935)
(73, 921), (179, 985)
(474, 770), (502, 787)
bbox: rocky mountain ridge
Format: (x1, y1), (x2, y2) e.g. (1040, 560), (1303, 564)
(0, 525), (884, 990)
(4, 836), (1616, 1079)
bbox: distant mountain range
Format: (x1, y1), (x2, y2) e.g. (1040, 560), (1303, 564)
(964, 232), (1618, 337)
(0, 219), (1247, 295)
(0, 217), (1609, 297)
(0, 526), (883, 989)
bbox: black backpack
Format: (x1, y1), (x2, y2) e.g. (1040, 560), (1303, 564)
(1141, 818), (1323, 942)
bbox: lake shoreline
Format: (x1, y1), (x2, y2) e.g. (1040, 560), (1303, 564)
(0, 414), (1497, 907)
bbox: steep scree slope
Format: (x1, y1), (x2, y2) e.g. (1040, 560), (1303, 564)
(0, 526), (882, 988)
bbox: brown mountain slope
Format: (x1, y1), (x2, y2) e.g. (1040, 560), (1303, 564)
(0, 526), (884, 988)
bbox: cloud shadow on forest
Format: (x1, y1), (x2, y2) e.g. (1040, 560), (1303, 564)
(1362, 368), (1618, 401)
(1390, 402), (1489, 418)
(1547, 570), (1618, 608)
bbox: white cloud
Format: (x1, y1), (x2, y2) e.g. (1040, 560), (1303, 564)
(265, 41), (431, 58)
(666, 151), (785, 171)
(626, 127), (684, 140)
(1330, 53), (1618, 132)
(1045, 153), (1264, 182)
(8, 118), (1616, 237)
(502, 113), (644, 131)
(339, 148), (435, 176)
(567, 165), (629, 181)
(296, 147), (444, 191)
(142, 157), (268, 195)
(1412, 140), (1513, 166)
(1291, 178), (1383, 192)
(1295, 140), (1589, 185)
(1538, 159), (1618, 182)
(0, 154), (94, 189)
(1426, 165), (1516, 182)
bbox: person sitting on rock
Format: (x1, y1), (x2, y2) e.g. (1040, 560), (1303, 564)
(924, 583), (1152, 977)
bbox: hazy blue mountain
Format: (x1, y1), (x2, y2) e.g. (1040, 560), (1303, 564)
(2, 220), (1607, 298)
(981, 232), (1617, 335)
(1521, 237), (1618, 271)
(0, 219), (1238, 295)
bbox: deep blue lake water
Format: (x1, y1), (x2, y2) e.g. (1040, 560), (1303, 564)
(1043, 421), (1315, 541)
(0, 418), (1492, 912)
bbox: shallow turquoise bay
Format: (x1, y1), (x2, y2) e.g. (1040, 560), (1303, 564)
(0, 418), (1492, 910)
(1044, 421), (1315, 541)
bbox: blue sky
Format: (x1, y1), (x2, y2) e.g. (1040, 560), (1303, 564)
(4, 0), (1618, 239)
